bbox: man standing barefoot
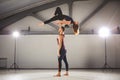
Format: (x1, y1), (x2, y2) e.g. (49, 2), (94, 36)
(54, 27), (69, 77)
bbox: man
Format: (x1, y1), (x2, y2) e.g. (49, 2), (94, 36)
(54, 27), (69, 77)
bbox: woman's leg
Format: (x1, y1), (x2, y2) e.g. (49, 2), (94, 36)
(44, 16), (59, 24)
(44, 7), (63, 24)
(39, 7), (63, 26)
(54, 7), (63, 16)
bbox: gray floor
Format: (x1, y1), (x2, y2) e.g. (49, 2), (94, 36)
(0, 69), (120, 80)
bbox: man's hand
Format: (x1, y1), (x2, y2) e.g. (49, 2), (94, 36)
(58, 53), (60, 57)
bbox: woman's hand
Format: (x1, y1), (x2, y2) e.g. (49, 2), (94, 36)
(38, 22), (44, 26)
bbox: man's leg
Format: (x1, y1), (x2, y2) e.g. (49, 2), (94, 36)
(54, 56), (62, 77)
(63, 55), (69, 76)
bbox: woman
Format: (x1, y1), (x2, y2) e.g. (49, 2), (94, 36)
(39, 7), (79, 35)
(54, 27), (69, 77)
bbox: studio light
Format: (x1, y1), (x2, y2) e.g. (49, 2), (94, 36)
(12, 31), (20, 38)
(98, 27), (110, 38)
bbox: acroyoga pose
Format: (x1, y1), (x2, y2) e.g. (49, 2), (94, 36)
(39, 7), (79, 35)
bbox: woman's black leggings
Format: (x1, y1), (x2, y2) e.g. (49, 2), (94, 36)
(44, 7), (74, 25)
(58, 49), (69, 72)
(44, 7), (63, 24)
(44, 15), (63, 24)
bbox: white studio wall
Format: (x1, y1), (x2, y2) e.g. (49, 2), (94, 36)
(0, 35), (14, 68)
(107, 35), (120, 68)
(0, 35), (120, 68)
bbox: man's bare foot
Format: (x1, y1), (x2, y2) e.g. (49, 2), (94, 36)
(53, 74), (61, 77)
(64, 73), (69, 76)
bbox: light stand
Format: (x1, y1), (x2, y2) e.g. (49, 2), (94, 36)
(103, 37), (111, 68)
(10, 31), (20, 69)
(98, 27), (111, 69)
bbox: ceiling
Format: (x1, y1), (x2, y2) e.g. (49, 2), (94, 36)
(0, 0), (120, 35)
(0, 0), (56, 19)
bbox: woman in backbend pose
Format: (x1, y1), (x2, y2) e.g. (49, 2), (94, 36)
(54, 26), (69, 77)
(39, 7), (79, 35)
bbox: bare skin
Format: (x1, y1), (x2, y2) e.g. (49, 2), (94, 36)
(38, 19), (79, 27)
(38, 20), (70, 26)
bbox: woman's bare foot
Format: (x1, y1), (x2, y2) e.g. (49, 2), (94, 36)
(38, 22), (44, 26)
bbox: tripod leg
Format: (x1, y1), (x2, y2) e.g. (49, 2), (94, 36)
(10, 63), (14, 69)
